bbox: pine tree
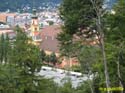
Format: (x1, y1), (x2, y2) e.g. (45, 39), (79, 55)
(49, 52), (57, 65)
(106, 0), (125, 92)
(40, 50), (46, 62)
(58, 0), (111, 92)
(10, 26), (42, 74)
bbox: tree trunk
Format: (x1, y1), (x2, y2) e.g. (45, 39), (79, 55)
(90, 0), (111, 92)
(97, 10), (111, 93)
(87, 75), (94, 93)
(118, 51), (124, 93)
(100, 38), (110, 93)
(89, 81), (94, 93)
(117, 60), (123, 93)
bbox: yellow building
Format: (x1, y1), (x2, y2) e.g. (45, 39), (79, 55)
(31, 9), (39, 33)
(30, 9), (41, 45)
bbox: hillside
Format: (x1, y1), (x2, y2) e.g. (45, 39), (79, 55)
(0, 0), (62, 12)
(0, 0), (117, 12)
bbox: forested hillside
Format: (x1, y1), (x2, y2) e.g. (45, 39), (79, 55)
(0, 0), (117, 12)
(0, 0), (62, 12)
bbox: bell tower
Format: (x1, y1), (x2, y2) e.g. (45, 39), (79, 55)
(31, 8), (39, 34)
(30, 0), (41, 45)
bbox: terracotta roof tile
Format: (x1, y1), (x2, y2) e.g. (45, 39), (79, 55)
(40, 25), (62, 53)
(41, 25), (61, 37)
(40, 36), (59, 53)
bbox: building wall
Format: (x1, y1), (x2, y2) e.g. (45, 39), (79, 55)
(31, 19), (39, 32)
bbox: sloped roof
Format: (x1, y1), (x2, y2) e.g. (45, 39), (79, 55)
(40, 25), (62, 53)
(40, 36), (59, 53)
(41, 25), (61, 37)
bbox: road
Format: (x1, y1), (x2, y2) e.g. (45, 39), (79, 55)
(37, 66), (92, 88)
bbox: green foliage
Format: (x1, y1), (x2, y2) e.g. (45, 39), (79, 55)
(0, 0), (125, 93)
(0, 34), (5, 63)
(0, 34), (10, 64)
(57, 32), (73, 57)
(58, 0), (105, 57)
(78, 46), (100, 74)
(58, 0), (125, 92)
(76, 81), (91, 93)
(48, 21), (54, 26)
(45, 55), (50, 63)
(40, 50), (46, 62)
(58, 81), (74, 93)
(41, 52), (58, 65)
(49, 52), (57, 65)
(10, 26), (42, 74)
(105, 0), (125, 89)
(59, 0), (96, 35)
(0, 64), (21, 93)
(37, 78), (58, 93)
(71, 65), (81, 72)
(0, 26), (42, 93)
(0, 63), (58, 93)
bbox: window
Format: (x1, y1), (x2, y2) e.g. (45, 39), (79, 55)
(34, 28), (37, 31)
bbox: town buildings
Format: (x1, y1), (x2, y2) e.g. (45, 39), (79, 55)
(0, 10), (79, 69)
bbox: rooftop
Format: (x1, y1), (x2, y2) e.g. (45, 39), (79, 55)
(0, 13), (17, 23)
(40, 25), (61, 53)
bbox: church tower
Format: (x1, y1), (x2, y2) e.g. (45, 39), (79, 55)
(30, 8), (41, 44)
(31, 8), (39, 33)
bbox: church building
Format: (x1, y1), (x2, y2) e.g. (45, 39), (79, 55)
(30, 8), (42, 45)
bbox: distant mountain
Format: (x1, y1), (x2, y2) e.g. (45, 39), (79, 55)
(0, 0), (117, 12)
(0, 0), (62, 12)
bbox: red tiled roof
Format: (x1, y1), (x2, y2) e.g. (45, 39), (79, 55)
(40, 36), (59, 53)
(41, 25), (61, 37)
(40, 25), (62, 53)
